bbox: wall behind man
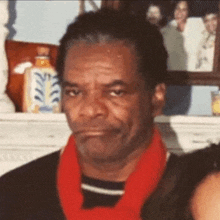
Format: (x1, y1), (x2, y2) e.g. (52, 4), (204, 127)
(8, 0), (101, 45)
(7, 0), (219, 116)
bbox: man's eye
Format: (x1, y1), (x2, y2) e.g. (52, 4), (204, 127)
(65, 89), (81, 97)
(109, 90), (125, 97)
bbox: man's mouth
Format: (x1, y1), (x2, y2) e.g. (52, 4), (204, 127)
(74, 128), (114, 137)
(77, 130), (109, 137)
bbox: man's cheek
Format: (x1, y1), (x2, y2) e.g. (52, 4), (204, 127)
(65, 110), (78, 132)
(64, 103), (79, 121)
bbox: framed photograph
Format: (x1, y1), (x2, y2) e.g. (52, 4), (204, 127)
(101, 0), (220, 86)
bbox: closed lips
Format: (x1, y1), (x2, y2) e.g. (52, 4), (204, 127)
(74, 130), (110, 136)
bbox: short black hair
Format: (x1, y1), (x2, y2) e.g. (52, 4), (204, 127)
(171, 0), (190, 17)
(203, 8), (218, 19)
(56, 8), (168, 89)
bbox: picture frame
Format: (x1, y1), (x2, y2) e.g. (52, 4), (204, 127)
(101, 0), (220, 86)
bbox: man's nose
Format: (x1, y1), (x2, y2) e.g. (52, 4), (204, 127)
(79, 94), (108, 119)
(178, 10), (182, 15)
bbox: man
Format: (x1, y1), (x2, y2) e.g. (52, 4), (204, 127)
(146, 3), (162, 26)
(0, 8), (217, 220)
(146, 2), (167, 29)
(196, 10), (218, 71)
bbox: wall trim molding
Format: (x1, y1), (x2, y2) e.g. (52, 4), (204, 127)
(1, 113), (220, 175)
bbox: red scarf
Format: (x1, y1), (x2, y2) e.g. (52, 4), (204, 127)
(57, 129), (167, 220)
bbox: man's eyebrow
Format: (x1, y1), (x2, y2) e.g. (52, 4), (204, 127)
(62, 81), (78, 87)
(62, 80), (129, 88)
(105, 80), (128, 88)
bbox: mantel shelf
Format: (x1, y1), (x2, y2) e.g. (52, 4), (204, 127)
(0, 112), (220, 123)
(1, 113), (220, 176)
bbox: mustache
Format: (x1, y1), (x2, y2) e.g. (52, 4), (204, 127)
(72, 120), (120, 135)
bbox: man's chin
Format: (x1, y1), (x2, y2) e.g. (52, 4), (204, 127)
(83, 149), (121, 164)
(148, 18), (158, 25)
(77, 139), (124, 163)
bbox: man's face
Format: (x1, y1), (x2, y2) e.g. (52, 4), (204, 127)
(62, 42), (164, 162)
(204, 13), (218, 34)
(174, 1), (189, 23)
(146, 5), (162, 26)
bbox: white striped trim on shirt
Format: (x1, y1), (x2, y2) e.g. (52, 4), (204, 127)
(81, 183), (125, 196)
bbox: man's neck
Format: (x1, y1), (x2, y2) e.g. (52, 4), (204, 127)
(79, 142), (150, 182)
(177, 22), (186, 32)
(176, 19), (187, 32)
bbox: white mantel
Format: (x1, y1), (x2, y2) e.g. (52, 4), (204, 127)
(1, 113), (220, 176)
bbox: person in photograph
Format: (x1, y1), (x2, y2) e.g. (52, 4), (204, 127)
(162, 1), (206, 116)
(146, 2), (167, 30)
(196, 9), (218, 71)
(163, 0), (205, 71)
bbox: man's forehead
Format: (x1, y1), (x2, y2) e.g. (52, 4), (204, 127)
(176, 1), (188, 9)
(63, 41), (143, 83)
(148, 6), (160, 12)
(204, 13), (217, 21)
(65, 42), (138, 72)
(66, 41), (134, 57)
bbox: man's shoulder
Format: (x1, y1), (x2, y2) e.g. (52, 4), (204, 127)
(187, 17), (204, 25)
(187, 17), (205, 33)
(142, 144), (220, 219)
(164, 144), (220, 191)
(0, 150), (65, 220)
(0, 150), (60, 190)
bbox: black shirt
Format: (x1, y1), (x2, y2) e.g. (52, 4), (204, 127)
(82, 175), (125, 208)
(2, 144), (220, 220)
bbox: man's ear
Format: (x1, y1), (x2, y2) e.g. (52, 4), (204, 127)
(152, 83), (166, 117)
